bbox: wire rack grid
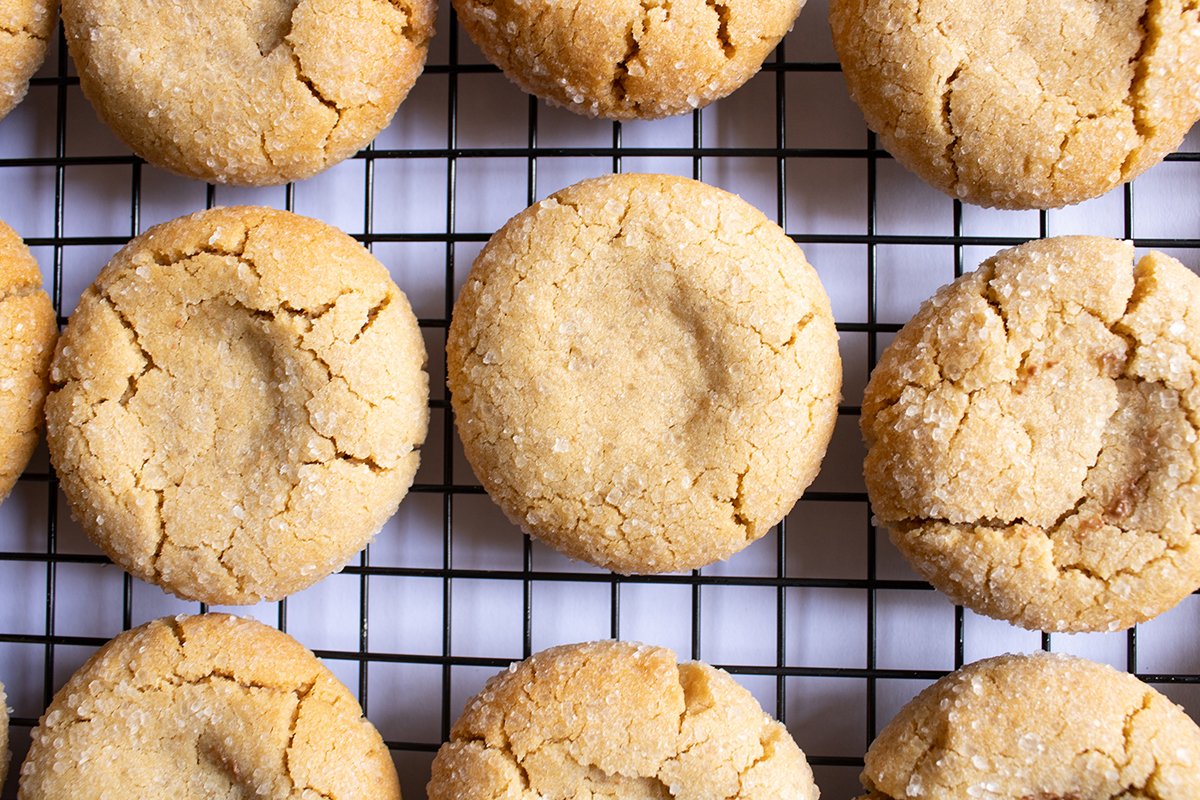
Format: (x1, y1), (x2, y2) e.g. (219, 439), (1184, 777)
(2, 2), (1200, 799)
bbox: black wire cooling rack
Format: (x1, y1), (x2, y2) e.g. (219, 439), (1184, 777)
(2, 3), (1200, 798)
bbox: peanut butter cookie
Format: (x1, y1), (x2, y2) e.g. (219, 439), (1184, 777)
(453, 0), (804, 120)
(0, 678), (8, 790)
(0, 218), (57, 508)
(830, 0), (1200, 209)
(19, 614), (400, 799)
(857, 652), (1200, 800)
(429, 640), (820, 800)
(61, 0), (435, 185)
(447, 173), (841, 574)
(46, 207), (429, 605)
(862, 236), (1200, 632)
(0, 0), (56, 121)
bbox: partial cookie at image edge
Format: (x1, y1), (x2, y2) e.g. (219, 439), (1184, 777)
(428, 640), (820, 800)
(855, 652), (1200, 800)
(0, 0), (58, 121)
(0, 217), (58, 509)
(18, 614), (400, 799)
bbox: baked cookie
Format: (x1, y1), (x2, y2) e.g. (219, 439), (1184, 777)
(453, 0), (803, 120)
(0, 0), (56, 121)
(857, 652), (1200, 800)
(61, 0), (435, 185)
(829, 0), (1200, 209)
(19, 614), (400, 799)
(861, 236), (1200, 633)
(0, 218), (57, 507)
(46, 207), (429, 605)
(447, 173), (841, 574)
(429, 640), (819, 800)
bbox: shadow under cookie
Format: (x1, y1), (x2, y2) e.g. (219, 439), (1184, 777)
(45, 207), (430, 605)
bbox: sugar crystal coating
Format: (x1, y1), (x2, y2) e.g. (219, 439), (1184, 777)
(18, 614), (400, 799)
(0, 0), (56, 120)
(856, 653), (1200, 800)
(61, 0), (436, 185)
(429, 640), (820, 800)
(830, 0), (1200, 209)
(0, 217), (57, 509)
(447, 174), (841, 575)
(45, 207), (429, 605)
(862, 236), (1200, 632)
(453, 0), (805, 120)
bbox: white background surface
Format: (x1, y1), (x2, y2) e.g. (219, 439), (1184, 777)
(2, 2), (1200, 798)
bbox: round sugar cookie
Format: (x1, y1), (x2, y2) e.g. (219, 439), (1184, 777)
(829, 0), (1200, 209)
(857, 652), (1200, 800)
(0, 0), (57, 121)
(61, 0), (435, 186)
(447, 173), (841, 574)
(45, 206), (429, 605)
(19, 614), (400, 799)
(453, 0), (804, 120)
(429, 640), (819, 800)
(861, 236), (1200, 632)
(0, 218), (57, 508)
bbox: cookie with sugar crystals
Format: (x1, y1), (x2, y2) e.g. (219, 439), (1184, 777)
(829, 0), (1200, 209)
(19, 614), (400, 799)
(0, 0), (56, 121)
(429, 640), (820, 800)
(857, 652), (1200, 800)
(46, 206), (429, 605)
(0, 217), (57, 508)
(861, 236), (1200, 632)
(447, 173), (841, 574)
(453, 0), (805, 120)
(61, 0), (435, 185)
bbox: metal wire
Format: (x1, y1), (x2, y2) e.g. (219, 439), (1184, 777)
(1, 10), (1199, 800)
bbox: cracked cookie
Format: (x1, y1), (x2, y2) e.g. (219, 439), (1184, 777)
(0, 218), (57, 508)
(829, 0), (1200, 209)
(45, 206), (429, 605)
(428, 640), (820, 800)
(861, 236), (1200, 633)
(18, 614), (400, 799)
(857, 652), (1200, 800)
(0, 0), (56, 121)
(453, 0), (804, 120)
(447, 173), (841, 574)
(61, 0), (435, 186)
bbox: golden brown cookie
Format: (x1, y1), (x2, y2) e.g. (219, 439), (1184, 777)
(447, 173), (841, 574)
(0, 218), (57, 507)
(19, 614), (400, 799)
(0, 0), (56, 121)
(46, 207), (429, 605)
(453, 0), (804, 120)
(61, 0), (435, 186)
(429, 640), (820, 800)
(829, 0), (1200, 209)
(862, 236), (1200, 633)
(857, 652), (1200, 800)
